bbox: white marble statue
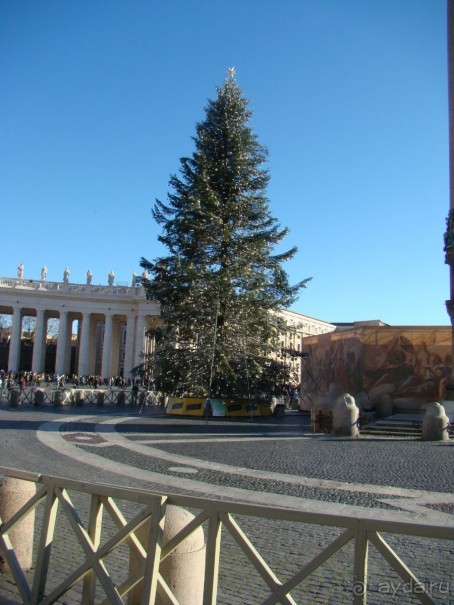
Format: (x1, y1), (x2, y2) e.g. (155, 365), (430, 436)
(86, 269), (92, 285)
(17, 263), (24, 279)
(41, 265), (47, 281)
(108, 270), (115, 286)
(63, 267), (70, 283)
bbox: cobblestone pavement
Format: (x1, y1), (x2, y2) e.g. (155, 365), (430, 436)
(0, 402), (453, 604)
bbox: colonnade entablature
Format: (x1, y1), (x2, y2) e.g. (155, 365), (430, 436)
(0, 275), (145, 298)
(0, 275), (160, 379)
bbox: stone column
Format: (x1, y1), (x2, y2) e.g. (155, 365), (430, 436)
(128, 506), (205, 605)
(0, 476), (36, 573)
(123, 314), (135, 377)
(110, 318), (121, 377)
(65, 316), (75, 375)
(447, 1), (454, 391)
(78, 313), (91, 377)
(7, 307), (22, 372)
(55, 311), (69, 376)
(32, 309), (46, 373)
(101, 314), (113, 378)
(133, 314), (146, 370)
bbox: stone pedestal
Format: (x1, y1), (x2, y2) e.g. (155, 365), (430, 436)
(128, 505), (205, 605)
(9, 390), (22, 408)
(0, 476), (36, 573)
(53, 390), (64, 406)
(332, 393), (360, 437)
(34, 389), (45, 407)
(421, 402), (450, 441)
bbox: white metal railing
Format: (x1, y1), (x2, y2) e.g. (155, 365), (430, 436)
(5, 387), (161, 408)
(0, 467), (452, 604)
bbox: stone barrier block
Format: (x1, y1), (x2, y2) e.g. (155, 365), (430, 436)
(9, 390), (22, 408)
(34, 389), (45, 407)
(53, 390), (64, 406)
(128, 505), (205, 605)
(422, 402), (450, 441)
(333, 393), (360, 437)
(0, 476), (36, 573)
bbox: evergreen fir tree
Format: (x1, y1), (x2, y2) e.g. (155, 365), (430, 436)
(141, 69), (309, 399)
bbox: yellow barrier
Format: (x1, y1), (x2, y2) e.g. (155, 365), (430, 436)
(167, 397), (272, 417)
(259, 404), (273, 417)
(225, 401), (261, 417)
(167, 397), (205, 416)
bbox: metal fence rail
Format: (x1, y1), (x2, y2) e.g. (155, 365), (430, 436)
(4, 388), (162, 408)
(0, 466), (452, 604)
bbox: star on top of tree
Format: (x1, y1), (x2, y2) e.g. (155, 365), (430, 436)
(227, 66), (236, 78)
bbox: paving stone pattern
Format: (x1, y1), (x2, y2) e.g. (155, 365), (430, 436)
(81, 444), (401, 511)
(0, 406), (452, 604)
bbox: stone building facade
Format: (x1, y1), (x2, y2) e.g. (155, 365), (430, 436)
(0, 273), (158, 378)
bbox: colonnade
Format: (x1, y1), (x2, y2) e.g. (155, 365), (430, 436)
(0, 275), (159, 378)
(6, 307), (150, 378)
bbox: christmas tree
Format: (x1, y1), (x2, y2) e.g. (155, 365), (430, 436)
(141, 69), (309, 399)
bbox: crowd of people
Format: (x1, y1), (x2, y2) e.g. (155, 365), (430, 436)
(0, 369), (151, 394)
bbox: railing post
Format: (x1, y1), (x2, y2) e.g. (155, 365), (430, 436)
(352, 522), (368, 605)
(157, 506), (205, 604)
(203, 511), (222, 605)
(81, 494), (104, 605)
(128, 503), (205, 605)
(31, 482), (59, 604)
(0, 475), (36, 573)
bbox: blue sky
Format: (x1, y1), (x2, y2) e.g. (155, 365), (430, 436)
(0, 0), (449, 326)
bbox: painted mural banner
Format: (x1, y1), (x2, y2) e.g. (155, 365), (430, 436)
(300, 326), (452, 412)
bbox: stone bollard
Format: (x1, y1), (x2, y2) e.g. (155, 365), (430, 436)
(421, 402), (450, 441)
(128, 505), (205, 605)
(76, 390), (85, 407)
(34, 389), (45, 407)
(117, 390), (126, 406)
(53, 389), (64, 406)
(9, 390), (22, 408)
(139, 391), (147, 408)
(332, 393), (360, 437)
(96, 391), (105, 407)
(0, 476), (36, 573)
